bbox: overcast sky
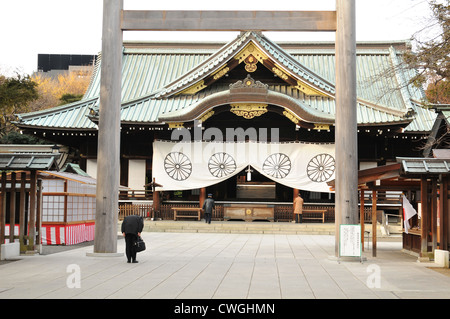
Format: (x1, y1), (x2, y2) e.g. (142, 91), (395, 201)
(0, 0), (436, 76)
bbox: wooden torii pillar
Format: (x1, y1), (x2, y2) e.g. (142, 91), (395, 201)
(94, 1), (357, 256)
(334, 0), (357, 256)
(91, 0), (124, 256)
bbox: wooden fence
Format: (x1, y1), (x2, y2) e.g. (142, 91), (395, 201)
(118, 204), (153, 220)
(0, 171), (42, 253)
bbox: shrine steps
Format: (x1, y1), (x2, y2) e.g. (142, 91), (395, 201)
(142, 220), (335, 235)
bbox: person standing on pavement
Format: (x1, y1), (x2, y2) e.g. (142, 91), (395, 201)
(293, 193), (304, 223)
(202, 193), (215, 224)
(121, 215), (144, 263)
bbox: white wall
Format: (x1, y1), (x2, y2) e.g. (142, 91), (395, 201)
(86, 159), (97, 178)
(359, 161), (377, 170)
(128, 159), (146, 190)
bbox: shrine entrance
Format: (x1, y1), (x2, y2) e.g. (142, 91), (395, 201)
(94, 1), (357, 257)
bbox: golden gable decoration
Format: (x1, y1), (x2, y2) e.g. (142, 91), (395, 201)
(230, 103), (268, 119)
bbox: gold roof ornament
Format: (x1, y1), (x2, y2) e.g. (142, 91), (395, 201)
(230, 103), (268, 119)
(244, 55), (258, 72)
(198, 110), (215, 123)
(282, 110), (300, 125)
(168, 122), (184, 128)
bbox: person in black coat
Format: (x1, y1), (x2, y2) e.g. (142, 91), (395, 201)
(121, 215), (144, 263)
(202, 193), (215, 224)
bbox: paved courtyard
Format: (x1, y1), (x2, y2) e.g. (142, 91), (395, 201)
(1, 231), (450, 300)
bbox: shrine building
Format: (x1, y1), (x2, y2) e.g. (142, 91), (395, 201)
(14, 31), (437, 222)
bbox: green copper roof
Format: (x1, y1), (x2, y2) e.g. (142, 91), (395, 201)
(15, 31), (436, 133)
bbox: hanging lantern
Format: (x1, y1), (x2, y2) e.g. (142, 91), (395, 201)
(246, 165), (253, 182)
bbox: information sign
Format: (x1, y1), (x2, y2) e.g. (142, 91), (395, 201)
(339, 224), (361, 257)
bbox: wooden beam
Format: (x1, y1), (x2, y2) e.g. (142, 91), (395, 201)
(358, 173), (399, 185)
(366, 185), (421, 191)
(365, 179), (421, 191)
(121, 10), (337, 32)
(357, 163), (401, 184)
(380, 180), (420, 188)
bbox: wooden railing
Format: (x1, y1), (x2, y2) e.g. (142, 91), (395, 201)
(118, 201), (397, 223)
(118, 203), (153, 220)
(119, 202), (340, 222)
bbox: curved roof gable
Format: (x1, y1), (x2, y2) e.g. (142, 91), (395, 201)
(158, 74), (335, 125)
(152, 31), (335, 99)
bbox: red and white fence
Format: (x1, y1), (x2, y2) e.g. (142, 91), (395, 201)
(4, 222), (95, 246)
(41, 222), (95, 245)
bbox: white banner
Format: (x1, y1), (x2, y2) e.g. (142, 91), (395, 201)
(153, 140), (335, 192)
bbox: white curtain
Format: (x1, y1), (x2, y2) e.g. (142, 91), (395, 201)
(153, 140), (335, 193)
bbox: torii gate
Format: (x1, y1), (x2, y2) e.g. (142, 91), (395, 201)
(91, 0), (357, 257)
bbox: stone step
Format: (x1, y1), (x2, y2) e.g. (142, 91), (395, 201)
(142, 220), (335, 235)
(130, 220), (402, 240)
(118, 220), (402, 242)
(388, 224), (403, 234)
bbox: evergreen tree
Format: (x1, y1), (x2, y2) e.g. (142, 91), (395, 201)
(0, 74), (38, 137)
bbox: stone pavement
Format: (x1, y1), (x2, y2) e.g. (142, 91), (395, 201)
(1, 230), (450, 300)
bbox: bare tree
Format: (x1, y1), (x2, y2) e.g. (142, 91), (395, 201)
(404, 0), (450, 102)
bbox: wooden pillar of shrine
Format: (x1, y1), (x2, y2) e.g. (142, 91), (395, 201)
(0, 172), (6, 249)
(153, 191), (160, 218)
(420, 177), (429, 258)
(431, 178), (438, 252)
(199, 188), (206, 219)
(360, 189), (365, 251)
(8, 172), (16, 243)
(19, 172), (27, 252)
(36, 179), (43, 251)
(199, 187), (206, 206)
(28, 170), (37, 251)
(372, 190), (377, 257)
(441, 175), (449, 250)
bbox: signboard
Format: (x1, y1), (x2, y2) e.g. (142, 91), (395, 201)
(339, 224), (361, 257)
